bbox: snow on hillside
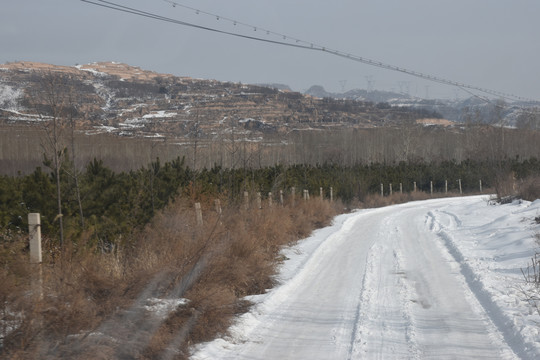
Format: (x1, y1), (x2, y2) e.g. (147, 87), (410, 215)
(142, 111), (178, 119)
(0, 84), (22, 110)
(192, 196), (540, 359)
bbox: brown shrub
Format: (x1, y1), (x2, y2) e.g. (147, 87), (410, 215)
(494, 171), (518, 202)
(358, 190), (434, 209)
(519, 176), (540, 201)
(0, 195), (342, 359)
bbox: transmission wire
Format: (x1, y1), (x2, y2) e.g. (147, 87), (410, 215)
(81, 0), (537, 103)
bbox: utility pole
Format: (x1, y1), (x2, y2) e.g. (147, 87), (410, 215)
(365, 75), (374, 93)
(339, 80), (347, 93)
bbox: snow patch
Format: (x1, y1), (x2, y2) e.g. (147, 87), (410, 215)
(144, 298), (188, 318)
(0, 84), (23, 110)
(142, 110), (177, 119)
(92, 125), (117, 133)
(79, 67), (108, 77)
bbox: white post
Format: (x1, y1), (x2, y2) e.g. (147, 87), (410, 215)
(445, 179), (448, 194)
(320, 187), (323, 199)
(256, 192), (262, 209)
(430, 181), (433, 196)
(414, 181), (417, 192)
(400, 183), (403, 194)
(268, 192), (273, 208)
(330, 187), (333, 202)
(479, 179), (483, 193)
(195, 203), (203, 226)
(458, 179), (462, 195)
(280, 190), (284, 206)
(389, 183), (393, 196)
(28, 213), (42, 264)
(214, 199), (222, 214)
(381, 183), (384, 197)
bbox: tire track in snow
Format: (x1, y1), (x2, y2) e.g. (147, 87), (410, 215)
(346, 241), (373, 360)
(349, 216), (421, 359)
(354, 204), (515, 359)
(429, 209), (535, 360)
(192, 198), (529, 359)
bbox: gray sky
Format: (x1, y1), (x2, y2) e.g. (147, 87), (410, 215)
(2, 0), (539, 100)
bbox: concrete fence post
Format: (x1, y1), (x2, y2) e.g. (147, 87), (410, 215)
(28, 213), (42, 264)
(280, 190), (284, 206)
(320, 187), (323, 199)
(330, 187), (333, 202)
(389, 183), (393, 196)
(445, 180), (448, 194)
(479, 180), (483, 193)
(194, 203), (203, 226)
(214, 199), (222, 214)
(268, 192), (273, 208)
(458, 179), (462, 195)
(256, 192), (262, 209)
(430, 181), (433, 196)
(28, 213), (43, 299)
(400, 183), (403, 194)
(381, 183), (384, 197)
(414, 181), (417, 192)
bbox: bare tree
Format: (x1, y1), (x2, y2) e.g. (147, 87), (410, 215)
(36, 72), (69, 248)
(190, 109), (202, 170)
(149, 138), (166, 215)
(66, 83), (85, 229)
(516, 108), (540, 130)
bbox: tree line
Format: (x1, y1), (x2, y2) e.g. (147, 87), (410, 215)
(1, 155), (539, 249)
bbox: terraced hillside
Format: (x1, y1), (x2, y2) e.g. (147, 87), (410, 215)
(2, 61), (538, 175)
(0, 61), (438, 139)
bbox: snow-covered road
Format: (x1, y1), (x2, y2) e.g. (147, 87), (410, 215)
(193, 196), (540, 359)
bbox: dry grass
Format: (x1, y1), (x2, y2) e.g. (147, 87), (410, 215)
(1, 184), (491, 359)
(493, 174), (540, 203)
(0, 195), (341, 359)
(494, 171), (519, 203)
(357, 190), (441, 209)
(518, 176), (540, 202)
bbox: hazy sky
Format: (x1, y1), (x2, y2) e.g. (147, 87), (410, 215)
(2, 0), (539, 100)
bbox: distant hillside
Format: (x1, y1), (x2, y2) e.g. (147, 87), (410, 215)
(0, 61), (436, 140)
(305, 85), (409, 104)
(304, 85), (540, 127)
(1, 61), (539, 175)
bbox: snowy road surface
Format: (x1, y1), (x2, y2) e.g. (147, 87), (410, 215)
(192, 196), (540, 359)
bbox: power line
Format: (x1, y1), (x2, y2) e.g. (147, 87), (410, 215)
(160, 0), (536, 103)
(80, 0), (316, 51)
(81, 0), (537, 103)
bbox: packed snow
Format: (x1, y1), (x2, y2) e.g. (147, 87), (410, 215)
(192, 196), (540, 359)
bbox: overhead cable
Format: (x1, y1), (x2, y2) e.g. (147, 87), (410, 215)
(81, 0), (537, 103)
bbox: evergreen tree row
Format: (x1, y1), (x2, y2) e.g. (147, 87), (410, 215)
(1, 157), (538, 247)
